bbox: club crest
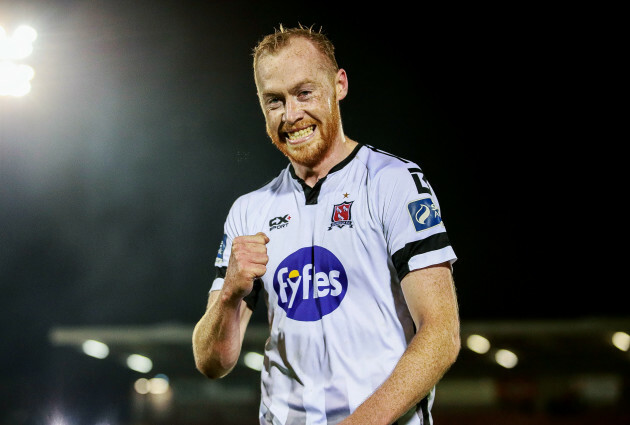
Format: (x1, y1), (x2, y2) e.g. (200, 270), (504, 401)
(328, 201), (354, 230)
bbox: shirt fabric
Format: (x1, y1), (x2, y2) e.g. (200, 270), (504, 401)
(211, 143), (457, 425)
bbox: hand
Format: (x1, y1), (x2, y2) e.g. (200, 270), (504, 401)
(222, 232), (269, 303)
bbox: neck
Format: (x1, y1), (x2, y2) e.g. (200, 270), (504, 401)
(291, 136), (358, 187)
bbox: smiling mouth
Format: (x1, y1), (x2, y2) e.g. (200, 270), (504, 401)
(284, 125), (315, 143)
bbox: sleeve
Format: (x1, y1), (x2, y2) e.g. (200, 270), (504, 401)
(375, 162), (457, 282)
(209, 196), (263, 310)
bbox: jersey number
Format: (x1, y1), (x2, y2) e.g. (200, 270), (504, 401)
(408, 168), (433, 196)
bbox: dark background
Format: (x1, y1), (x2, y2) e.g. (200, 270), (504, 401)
(1, 0), (622, 423)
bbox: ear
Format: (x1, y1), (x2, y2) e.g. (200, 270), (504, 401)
(335, 68), (348, 101)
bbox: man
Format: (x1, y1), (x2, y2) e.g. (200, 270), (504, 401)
(193, 24), (460, 425)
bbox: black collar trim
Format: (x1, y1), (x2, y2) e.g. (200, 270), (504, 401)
(289, 143), (362, 205)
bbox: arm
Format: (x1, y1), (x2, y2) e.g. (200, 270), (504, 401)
(340, 262), (460, 425)
(192, 291), (253, 379)
(192, 232), (269, 379)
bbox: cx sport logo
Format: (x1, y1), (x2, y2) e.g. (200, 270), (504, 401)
(273, 246), (348, 321)
(269, 214), (291, 231)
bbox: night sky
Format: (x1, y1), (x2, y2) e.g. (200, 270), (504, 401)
(0, 0), (621, 417)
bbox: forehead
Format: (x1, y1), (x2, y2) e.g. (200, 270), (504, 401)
(255, 38), (332, 92)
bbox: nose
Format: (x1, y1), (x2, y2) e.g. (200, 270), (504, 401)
(282, 97), (303, 124)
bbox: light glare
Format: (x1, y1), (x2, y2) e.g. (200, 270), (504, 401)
(149, 376), (170, 394)
(134, 378), (150, 394)
(134, 375), (170, 395)
(82, 339), (109, 359)
(243, 352), (264, 371)
(126, 354), (153, 373)
(0, 25), (37, 60)
(495, 349), (518, 369)
(48, 410), (70, 425)
(612, 331), (630, 352)
(14, 25), (38, 43)
(466, 334), (491, 354)
(0, 62), (35, 96)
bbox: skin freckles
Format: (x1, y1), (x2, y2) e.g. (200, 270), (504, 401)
(254, 37), (354, 186)
(339, 264), (460, 425)
(194, 29), (460, 425)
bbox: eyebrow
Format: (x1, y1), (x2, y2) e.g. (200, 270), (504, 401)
(260, 79), (320, 98)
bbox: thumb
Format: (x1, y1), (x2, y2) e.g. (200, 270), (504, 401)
(256, 232), (270, 244)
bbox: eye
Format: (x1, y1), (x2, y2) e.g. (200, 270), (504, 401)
(266, 97), (282, 109)
(298, 90), (311, 99)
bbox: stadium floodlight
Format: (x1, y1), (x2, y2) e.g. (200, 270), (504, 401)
(0, 24), (37, 97)
(612, 331), (630, 352)
(149, 375), (170, 394)
(14, 25), (38, 43)
(134, 374), (170, 395)
(466, 334), (491, 354)
(0, 61), (35, 97)
(134, 378), (150, 394)
(126, 354), (153, 373)
(244, 351), (264, 371)
(0, 24), (37, 60)
(81, 339), (110, 359)
(495, 349), (518, 369)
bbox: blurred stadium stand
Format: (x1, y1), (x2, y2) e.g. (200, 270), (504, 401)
(42, 317), (630, 425)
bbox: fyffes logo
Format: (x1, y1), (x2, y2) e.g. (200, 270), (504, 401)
(273, 246), (348, 321)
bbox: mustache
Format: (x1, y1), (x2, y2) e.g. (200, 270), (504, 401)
(280, 123), (316, 133)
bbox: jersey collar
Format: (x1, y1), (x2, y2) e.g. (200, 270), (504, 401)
(288, 143), (363, 183)
(288, 144), (363, 205)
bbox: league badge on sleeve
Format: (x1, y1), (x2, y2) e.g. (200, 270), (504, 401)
(328, 201), (354, 230)
(407, 198), (442, 232)
(214, 234), (227, 266)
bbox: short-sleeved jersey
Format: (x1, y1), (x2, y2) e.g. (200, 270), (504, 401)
(211, 144), (456, 425)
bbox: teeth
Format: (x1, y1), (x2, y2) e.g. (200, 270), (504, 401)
(287, 126), (314, 141)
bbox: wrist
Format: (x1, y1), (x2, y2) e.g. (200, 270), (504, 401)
(219, 284), (245, 308)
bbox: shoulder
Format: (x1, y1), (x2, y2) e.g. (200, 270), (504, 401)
(229, 166), (290, 213)
(357, 144), (423, 184)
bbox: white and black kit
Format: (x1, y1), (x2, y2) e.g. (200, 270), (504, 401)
(211, 144), (457, 425)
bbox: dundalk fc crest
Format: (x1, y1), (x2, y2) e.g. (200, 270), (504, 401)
(328, 201), (354, 230)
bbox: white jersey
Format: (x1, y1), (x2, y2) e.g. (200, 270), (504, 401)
(211, 144), (456, 425)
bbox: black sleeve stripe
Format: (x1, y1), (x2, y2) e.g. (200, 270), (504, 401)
(243, 279), (263, 311)
(392, 394), (430, 424)
(215, 266), (227, 279)
(214, 266), (262, 311)
(391, 233), (451, 282)
(419, 393), (431, 424)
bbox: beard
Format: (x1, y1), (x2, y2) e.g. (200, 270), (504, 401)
(267, 104), (342, 168)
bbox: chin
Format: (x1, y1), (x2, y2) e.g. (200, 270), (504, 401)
(272, 136), (333, 168)
(268, 113), (341, 167)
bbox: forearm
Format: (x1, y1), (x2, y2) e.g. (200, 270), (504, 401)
(342, 320), (460, 425)
(193, 232), (268, 379)
(192, 291), (248, 379)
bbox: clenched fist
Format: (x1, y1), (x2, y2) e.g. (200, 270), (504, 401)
(222, 232), (270, 302)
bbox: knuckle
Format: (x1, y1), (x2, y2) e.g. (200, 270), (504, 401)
(231, 250), (241, 262)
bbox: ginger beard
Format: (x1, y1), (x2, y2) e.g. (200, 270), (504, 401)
(266, 95), (342, 168)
